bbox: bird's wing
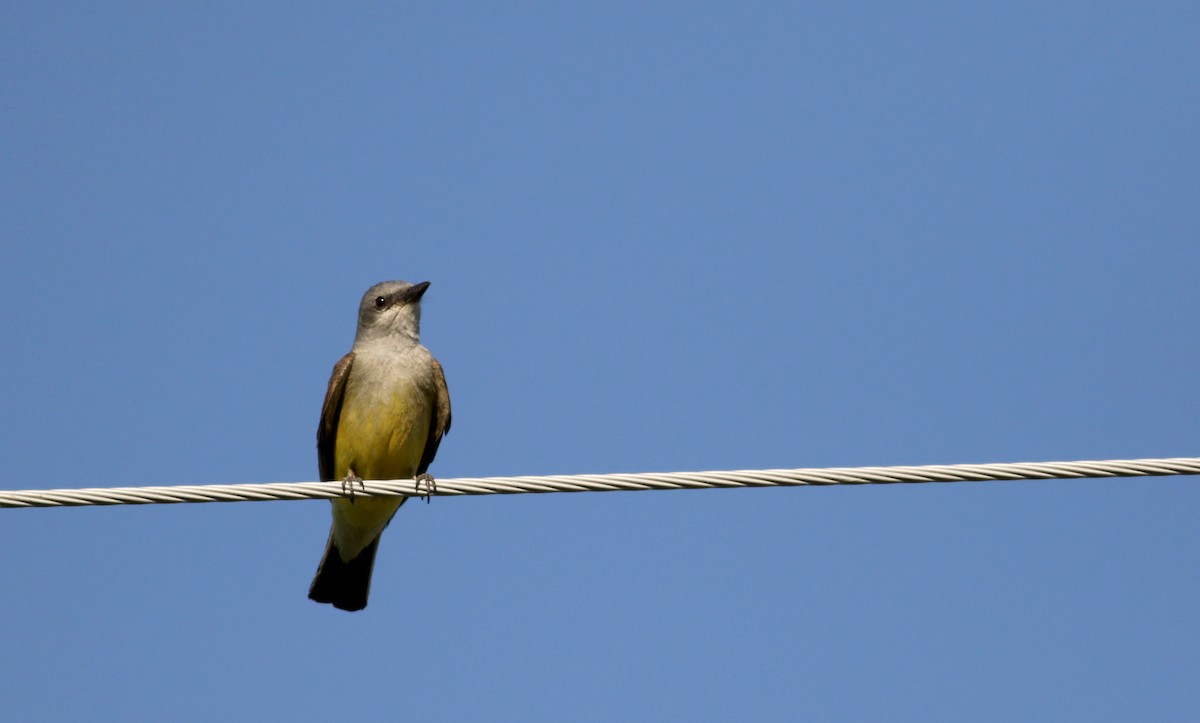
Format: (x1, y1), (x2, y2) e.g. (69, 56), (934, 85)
(417, 357), (452, 475)
(317, 352), (355, 482)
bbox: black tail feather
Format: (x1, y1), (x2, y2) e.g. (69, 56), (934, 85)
(308, 534), (380, 612)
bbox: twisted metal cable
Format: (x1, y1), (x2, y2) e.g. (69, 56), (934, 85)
(1, 457), (1197, 509)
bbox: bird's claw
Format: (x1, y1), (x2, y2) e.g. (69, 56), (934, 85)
(341, 472), (365, 501)
(415, 473), (437, 503)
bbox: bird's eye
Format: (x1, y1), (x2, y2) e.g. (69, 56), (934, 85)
(374, 296), (387, 309)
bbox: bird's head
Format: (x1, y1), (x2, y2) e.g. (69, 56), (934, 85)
(353, 280), (430, 347)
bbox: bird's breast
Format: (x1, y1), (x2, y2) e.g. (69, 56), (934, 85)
(334, 357), (433, 482)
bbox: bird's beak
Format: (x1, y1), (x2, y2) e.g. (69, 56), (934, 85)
(399, 281), (431, 304)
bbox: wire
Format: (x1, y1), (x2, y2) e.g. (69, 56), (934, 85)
(1, 457), (1197, 509)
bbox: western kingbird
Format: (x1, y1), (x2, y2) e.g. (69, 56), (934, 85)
(308, 280), (452, 612)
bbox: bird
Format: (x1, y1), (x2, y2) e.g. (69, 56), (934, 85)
(308, 280), (451, 611)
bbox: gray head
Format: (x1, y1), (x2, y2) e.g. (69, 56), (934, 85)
(353, 280), (430, 347)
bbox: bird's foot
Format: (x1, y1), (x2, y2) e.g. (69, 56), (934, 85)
(415, 473), (437, 503)
(341, 472), (365, 501)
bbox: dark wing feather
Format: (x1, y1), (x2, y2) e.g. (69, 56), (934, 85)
(317, 352), (355, 482)
(417, 357), (452, 475)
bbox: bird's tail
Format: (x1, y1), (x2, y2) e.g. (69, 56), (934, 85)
(308, 533), (380, 612)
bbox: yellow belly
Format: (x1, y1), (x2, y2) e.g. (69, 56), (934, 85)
(334, 378), (431, 482)
(329, 373), (432, 559)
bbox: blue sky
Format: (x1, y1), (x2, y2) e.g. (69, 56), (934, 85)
(2, 3), (1198, 720)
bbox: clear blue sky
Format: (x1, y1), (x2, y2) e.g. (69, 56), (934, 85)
(2, 3), (1198, 721)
